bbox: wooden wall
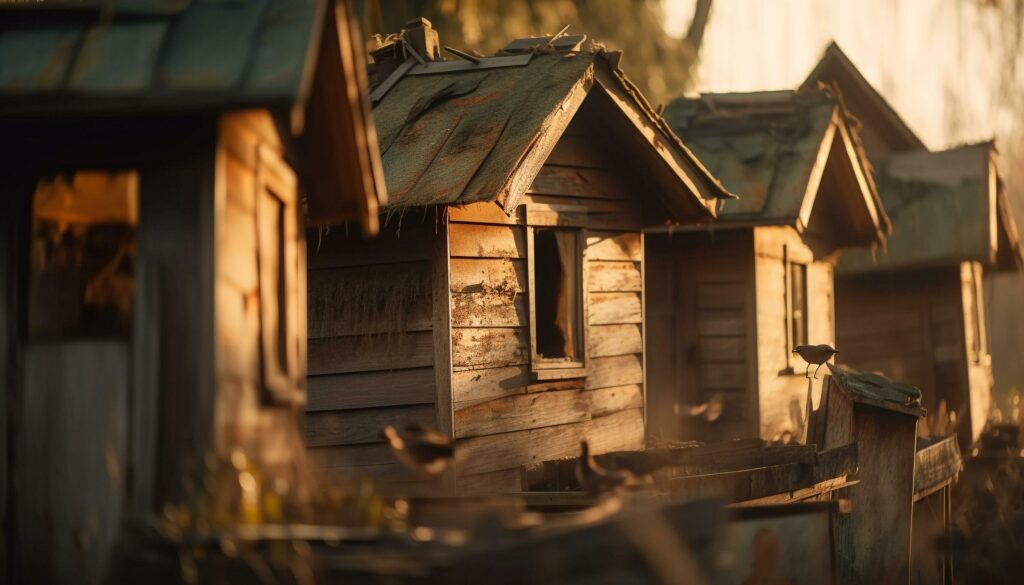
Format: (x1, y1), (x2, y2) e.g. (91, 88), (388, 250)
(835, 266), (983, 445)
(214, 111), (310, 497)
(645, 230), (758, 443)
(448, 121), (648, 492)
(753, 226), (834, 442)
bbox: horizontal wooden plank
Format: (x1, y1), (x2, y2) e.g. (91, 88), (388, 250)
(454, 389), (591, 439)
(589, 292), (642, 325)
(586, 231), (642, 261)
(448, 223), (526, 258)
(589, 324), (642, 358)
(307, 226), (435, 269)
(700, 364), (747, 390)
(587, 261), (642, 292)
(698, 336), (746, 363)
(586, 354), (644, 390)
(697, 281), (746, 309)
(452, 327), (529, 369)
(545, 134), (615, 169)
(308, 263), (432, 338)
(306, 367), (435, 412)
(528, 165), (631, 200)
(523, 194), (633, 214)
(451, 292), (527, 328)
(447, 202), (524, 225)
(697, 310), (745, 336)
(305, 404), (436, 447)
(456, 408), (644, 475)
(450, 258), (526, 294)
(457, 468), (522, 494)
(307, 442), (396, 468)
(316, 463), (419, 483)
(308, 331), (433, 375)
(587, 384), (643, 416)
(452, 365), (530, 406)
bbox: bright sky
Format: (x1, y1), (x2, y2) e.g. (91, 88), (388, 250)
(662, 0), (1007, 151)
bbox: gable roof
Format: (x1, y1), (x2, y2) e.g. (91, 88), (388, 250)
(0, 0), (387, 234)
(664, 86), (891, 246)
(801, 41), (926, 154)
(370, 48), (732, 221)
(838, 142), (1024, 274)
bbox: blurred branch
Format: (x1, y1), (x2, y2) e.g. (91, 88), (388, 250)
(684, 0), (713, 51)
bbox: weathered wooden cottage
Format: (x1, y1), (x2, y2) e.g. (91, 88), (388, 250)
(648, 87), (891, 443)
(0, 1), (384, 583)
(834, 142), (1022, 447)
(304, 25), (732, 492)
(803, 43), (1024, 447)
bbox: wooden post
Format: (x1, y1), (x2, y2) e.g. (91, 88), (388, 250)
(817, 366), (925, 585)
(432, 216), (456, 491)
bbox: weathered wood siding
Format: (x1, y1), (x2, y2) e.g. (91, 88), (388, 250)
(835, 266), (984, 445)
(753, 226), (834, 441)
(645, 230), (758, 443)
(214, 111), (310, 488)
(304, 217), (440, 483)
(448, 123), (647, 490)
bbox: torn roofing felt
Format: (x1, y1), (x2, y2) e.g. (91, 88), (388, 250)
(826, 364), (924, 415)
(838, 142), (1024, 274)
(663, 86), (891, 245)
(370, 48), (733, 219)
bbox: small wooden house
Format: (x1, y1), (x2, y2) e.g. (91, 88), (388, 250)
(0, 1), (384, 583)
(303, 25), (732, 492)
(648, 87), (891, 443)
(835, 142), (1022, 447)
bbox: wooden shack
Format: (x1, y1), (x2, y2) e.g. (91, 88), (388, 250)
(813, 364), (925, 584)
(834, 143), (1021, 447)
(0, 2), (384, 583)
(647, 87), (891, 443)
(303, 25), (732, 492)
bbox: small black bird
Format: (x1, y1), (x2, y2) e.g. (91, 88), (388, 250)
(792, 344), (839, 378)
(575, 441), (644, 496)
(383, 424), (455, 477)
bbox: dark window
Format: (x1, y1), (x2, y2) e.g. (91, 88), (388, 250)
(790, 262), (808, 349)
(29, 171), (137, 338)
(533, 228), (582, 362)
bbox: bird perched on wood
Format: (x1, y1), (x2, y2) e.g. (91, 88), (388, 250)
(792, 344), (839, 378)
(575, 441), (645, 496)
(382, 424), (455, 477)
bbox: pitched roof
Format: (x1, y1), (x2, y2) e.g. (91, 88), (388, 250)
(0, 0), (388, 234)
(664, 86), (891, 246)
(370, 48), (732, 221)
(801, 41), (926, 154)
(838, 142), (1024, 274)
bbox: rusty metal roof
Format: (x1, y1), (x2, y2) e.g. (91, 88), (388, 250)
(838, 142), (1023, 274)
(664, 86), (890, 244)
(0, 0), (323, 115)
(370, 49), (732, 219)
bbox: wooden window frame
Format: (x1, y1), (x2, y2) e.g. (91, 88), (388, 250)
(525, 204), (589, 381)
(254, 144), (304, 404)
(784, 245), (811, 372)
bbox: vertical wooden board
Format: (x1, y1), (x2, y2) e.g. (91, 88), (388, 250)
(431, 222), (455, 489)
(455, 408), (644, 475)
(220, 200), (258, 291)
(452, 365), (530, 406)
(587, 261), (642, 292)
(588, 292), (642, 325)
(450, 292), (527, 328)
(306, 367), (436, 412)
(307, 331), (433, 375)
(587, 384), (643, 416)
(589, 324), (642, 357)
(305, 404), (436, 447)
(586, 231), (642, 261)
(448, 223), (527, 258)
(306, 226), (435, 269)
(696, 281), (745, 309)
(449, 258), (527, 293)
(451, 327), (529, 368)
(586, 354), (644, 389)
(453, 389), (591, 439)
(216, 282), (260, 383)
